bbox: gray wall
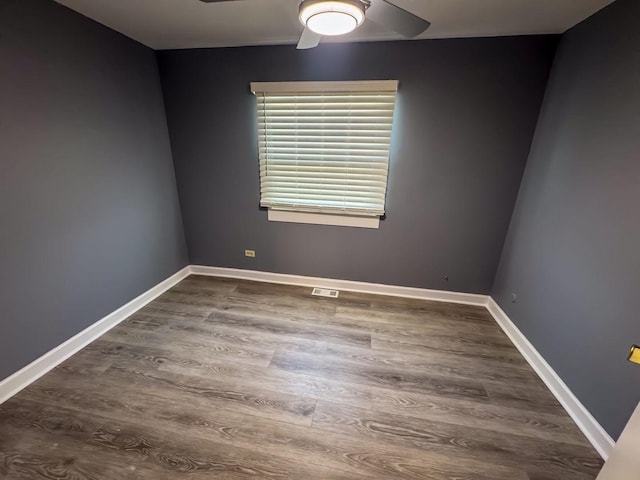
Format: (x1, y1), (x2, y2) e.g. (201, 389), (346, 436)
(158, 36), (557, 294)
(492, 0), (640, 440)
(0, 0), (188, 379)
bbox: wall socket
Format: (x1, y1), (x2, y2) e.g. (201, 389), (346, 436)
(244, 249), (256, 258)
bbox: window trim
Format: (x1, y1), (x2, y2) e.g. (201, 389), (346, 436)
(268, 210), (380, 229)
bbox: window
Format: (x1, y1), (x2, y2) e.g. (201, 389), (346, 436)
(251, 80), (398, 228)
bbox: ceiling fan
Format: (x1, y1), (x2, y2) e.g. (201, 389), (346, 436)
(199, 0), (431, 49)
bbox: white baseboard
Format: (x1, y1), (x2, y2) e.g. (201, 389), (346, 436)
(0, 266), (191, 405)
(486, 298), (615, 459)
(189, 265), (489, 306)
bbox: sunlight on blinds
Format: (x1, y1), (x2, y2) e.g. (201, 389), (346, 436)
(251, 80), (398, 217)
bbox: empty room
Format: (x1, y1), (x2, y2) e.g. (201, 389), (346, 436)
(1, 0), (638, 478)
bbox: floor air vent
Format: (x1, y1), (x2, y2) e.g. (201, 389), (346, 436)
(312, 287), (340, 298)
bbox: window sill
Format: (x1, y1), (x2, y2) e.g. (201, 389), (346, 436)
(267, 210), (380, 229)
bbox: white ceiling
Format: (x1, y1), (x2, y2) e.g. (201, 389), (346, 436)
(54, 0), (615, 50)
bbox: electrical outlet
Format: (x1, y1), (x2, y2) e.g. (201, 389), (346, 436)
(511, 293), (517, 303)
(244, 249), (256, 258)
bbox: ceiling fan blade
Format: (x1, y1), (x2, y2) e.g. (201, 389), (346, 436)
(366, 0), (430, 38)
(297, 28), (322, 50)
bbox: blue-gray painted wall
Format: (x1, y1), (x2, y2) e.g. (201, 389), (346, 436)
(492, 0), (640, 439)
(157, 37), (557, 294)
(0, 0), (188, 379)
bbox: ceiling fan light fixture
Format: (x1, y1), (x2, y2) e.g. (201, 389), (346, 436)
(299, 0), (365, 36)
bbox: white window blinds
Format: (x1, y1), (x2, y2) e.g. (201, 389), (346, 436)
(251, 80), (398, 217)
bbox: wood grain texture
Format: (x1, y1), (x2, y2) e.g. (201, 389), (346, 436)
(0, 275), (603, 479)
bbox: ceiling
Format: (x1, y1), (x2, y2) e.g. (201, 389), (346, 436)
(54, 0), (615, 50)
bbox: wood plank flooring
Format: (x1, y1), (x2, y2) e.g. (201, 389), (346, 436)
(0, 275), (604, 479)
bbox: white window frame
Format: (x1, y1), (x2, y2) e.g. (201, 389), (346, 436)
(251, 80), (399, 229)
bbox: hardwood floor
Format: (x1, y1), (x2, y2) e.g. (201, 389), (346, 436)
(0, 275), (604, 479)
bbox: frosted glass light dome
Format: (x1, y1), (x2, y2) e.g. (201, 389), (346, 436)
(299, 0), (365, 36)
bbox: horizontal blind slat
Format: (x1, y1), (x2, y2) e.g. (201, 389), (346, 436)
(260, 160), (389, 167)
(259, 168), (389, 177)
(258, 127), (392, 133)
(260, 174), (388, 183)
(262, 199), (385, 209)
